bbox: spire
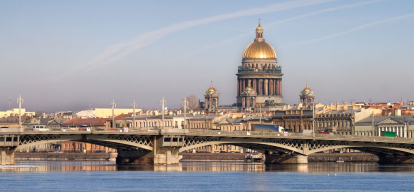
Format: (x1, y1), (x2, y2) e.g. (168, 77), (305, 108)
(210, 81), (213, 88)
(255, 19), (264, 42)
(306, 81), (308, 88)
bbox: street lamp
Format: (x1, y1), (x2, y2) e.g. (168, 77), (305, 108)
(131, 100), (138, 129)
(110, 100), (116, 130)
(182, 97), (188, 129)
(16, 95), (24, 129)
(160, 97), (166, 128)
(312, 102), (315, 138)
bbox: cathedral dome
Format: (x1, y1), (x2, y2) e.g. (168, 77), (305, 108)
(243, 41), (276, 59)
(242, 22), (276, 59)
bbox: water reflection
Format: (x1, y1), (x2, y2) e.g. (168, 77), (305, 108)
(2, 161), (414, 173)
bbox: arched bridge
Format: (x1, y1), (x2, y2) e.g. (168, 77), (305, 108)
(1, 128), (414, 165)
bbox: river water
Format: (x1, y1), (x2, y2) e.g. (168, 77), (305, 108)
(1, 161), (414, 192)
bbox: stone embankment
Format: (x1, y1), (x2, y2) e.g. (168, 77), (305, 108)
(180, 153), (247, 162)
(15, 152), (382, 163)
(15, 152), (117, 161)
(309, 153), (379, 162)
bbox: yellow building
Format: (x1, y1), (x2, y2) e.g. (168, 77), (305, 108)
(93, 108), (142, 118)
(0, 108), (35, 118)
(76, 108), (142, 118)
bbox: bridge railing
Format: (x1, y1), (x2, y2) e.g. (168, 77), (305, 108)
(185, 129), (414, 142)
(2, 128), (413, 142)
(16, 127), (159, 134)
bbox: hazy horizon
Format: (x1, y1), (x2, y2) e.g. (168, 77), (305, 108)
(1, 0), (413, 113)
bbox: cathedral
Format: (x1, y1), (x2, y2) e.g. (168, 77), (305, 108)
(236, 21), (283, 110)
(201, 21), (289, 112)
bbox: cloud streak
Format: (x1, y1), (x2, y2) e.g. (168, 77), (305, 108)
(280, 13), (414, 48)
(54, 0), (335, 80)
(177, 0), (384, 60)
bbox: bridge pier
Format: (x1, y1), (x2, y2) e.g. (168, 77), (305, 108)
(117, 130), (185, 165)
(0, 147), (16, 165)
(265, 154), (308, 164)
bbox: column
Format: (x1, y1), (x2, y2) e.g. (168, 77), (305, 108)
(264, 79), (268, 95)
(253, 97), (256, 107)
(237, 79), (240, 96)
(258, 79), (262, 95)
(242, 97), (245, 108)
(246, 97), (250, 107)
(239, 80), (242, 95)
(253, 79), (256, 91)
(279, 79), (282, 96)
(274, 80), (276, 95)
(275, 79), (279, 95)
(205, 98), (208, 109)
(269, 79), (274, 95)
(248, 79), (251, 87)
(243, 79), (246, 91)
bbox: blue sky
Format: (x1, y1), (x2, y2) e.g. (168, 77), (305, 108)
(0, 0), (413, 112)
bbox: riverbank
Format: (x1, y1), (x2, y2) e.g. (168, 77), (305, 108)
(15, 152), (116, 161)
(15, 152), (380, 163)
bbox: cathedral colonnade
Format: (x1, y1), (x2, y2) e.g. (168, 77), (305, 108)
(237, 78), (282, 96)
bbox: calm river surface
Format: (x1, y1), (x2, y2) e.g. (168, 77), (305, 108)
(1, 161), (414, 192)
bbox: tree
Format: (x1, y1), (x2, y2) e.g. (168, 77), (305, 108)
(35, 111), (45, 117)
(183, 95), (200, 111)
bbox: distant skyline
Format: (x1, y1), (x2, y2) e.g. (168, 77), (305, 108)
(1, 0), (413, 112)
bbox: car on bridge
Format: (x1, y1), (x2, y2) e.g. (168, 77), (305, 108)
(33, 125), (49, 131)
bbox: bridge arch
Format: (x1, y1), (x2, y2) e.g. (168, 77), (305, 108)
(17, 134), (154, 151)
(180, 137), (308, 155)
(181, 136), (414, 156)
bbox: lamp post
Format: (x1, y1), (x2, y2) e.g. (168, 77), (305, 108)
(16, 95), (24, 129)
(182, 97), (188, 129)
(131, 100), (138, 129)
(259, 104), (262, 124)
(371, 112), (375, 136)
(160, 97), (166, 128)
(312, 102), (315, 138)
(110, 100), (116, 130)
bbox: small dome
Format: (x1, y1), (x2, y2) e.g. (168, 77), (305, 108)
(256, 23), (263, 30)
(303, 82), (311, 92)
(242, 82), (257, 95)
(245, 85), (253, 91)
(207, 83), (216, 92)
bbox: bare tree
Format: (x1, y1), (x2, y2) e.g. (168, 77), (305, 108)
(183, 95), (200, 111)
(35, 111), (45, 117)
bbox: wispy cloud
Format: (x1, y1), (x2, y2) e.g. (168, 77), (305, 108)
(280, 13), (414, 48)
(178, 0), (384, 60)
(54, 0), (335, 80)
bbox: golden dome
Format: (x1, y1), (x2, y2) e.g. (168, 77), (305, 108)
(208, 83), (216, 92)
(256, 23), (263, 30)
(245, 85), (253, 91)
(243, 41), (276, 59)
(303, 82), (311, 92)
(242, 21), (276, 59)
